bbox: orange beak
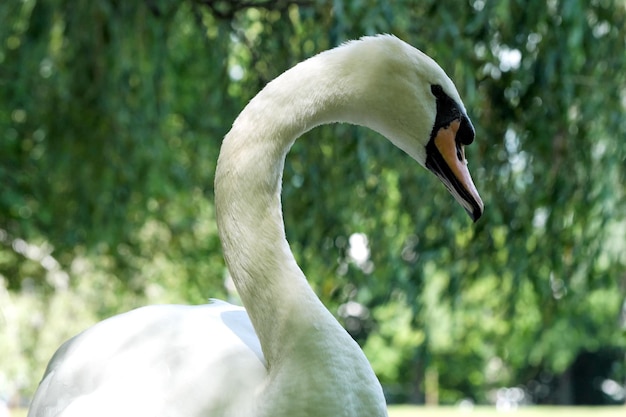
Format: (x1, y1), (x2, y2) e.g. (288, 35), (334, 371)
(426, 119), (484, 221)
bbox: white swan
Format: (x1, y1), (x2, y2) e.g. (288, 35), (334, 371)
(28, 35), (483, 417)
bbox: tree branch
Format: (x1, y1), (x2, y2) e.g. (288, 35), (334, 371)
(193, 0), (314, 20)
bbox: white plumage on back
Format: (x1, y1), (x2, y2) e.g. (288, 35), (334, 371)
(31, 302), (265, 416)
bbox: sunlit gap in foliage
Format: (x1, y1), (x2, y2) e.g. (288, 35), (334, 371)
(347, 232), (373, 274)
(493, 386), (528, 411)
(549, 272), (567, 300)
(229, 64), (244, 82)
(501, 128), (532, 192)
(477, 41), (522, 80)
(337, 233), (374, 337)
(227, 33), (248, 95)
(532, 207), (549, 230)
(0, 228), (68, 292)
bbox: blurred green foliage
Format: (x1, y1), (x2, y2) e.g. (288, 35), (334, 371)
(1, 0), (625, 405)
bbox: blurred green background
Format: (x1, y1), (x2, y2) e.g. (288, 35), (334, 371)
(1, 0), (625, 409)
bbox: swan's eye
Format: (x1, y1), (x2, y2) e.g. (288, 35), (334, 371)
(431, 84), (444, 96)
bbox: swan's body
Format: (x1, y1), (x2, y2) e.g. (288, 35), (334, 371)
(28, 35), (483, 417)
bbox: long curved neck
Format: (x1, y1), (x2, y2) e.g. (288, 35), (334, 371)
(214, 48), (365, 361)
(214, 45), (388, 416)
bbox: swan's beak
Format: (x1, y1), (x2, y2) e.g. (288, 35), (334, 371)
(425, 119), (484, 222)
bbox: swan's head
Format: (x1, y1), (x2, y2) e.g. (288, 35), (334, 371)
(422, 84), (484, 222)
(332, 35), (484, 221)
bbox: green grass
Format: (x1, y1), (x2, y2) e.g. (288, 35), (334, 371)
(388, 405), (626, 416)
(14, 405), (626, 416)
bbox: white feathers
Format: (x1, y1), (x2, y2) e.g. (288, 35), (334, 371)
(29, 35), (466, 417)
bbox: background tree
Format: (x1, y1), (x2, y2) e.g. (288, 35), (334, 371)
(1, 0), (625, 405)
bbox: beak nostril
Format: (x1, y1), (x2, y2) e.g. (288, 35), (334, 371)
(456, 144), (465, 162)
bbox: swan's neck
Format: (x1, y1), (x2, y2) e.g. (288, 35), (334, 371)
(214, 48), (387, 416)
(215, 50), (363, 362)
(215, 82), (327, 362)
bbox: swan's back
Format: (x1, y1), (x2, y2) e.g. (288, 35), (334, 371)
(29, 302), (266, 417)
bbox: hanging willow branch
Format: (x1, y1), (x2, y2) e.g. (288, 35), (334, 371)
(194, 0), (314, 20)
